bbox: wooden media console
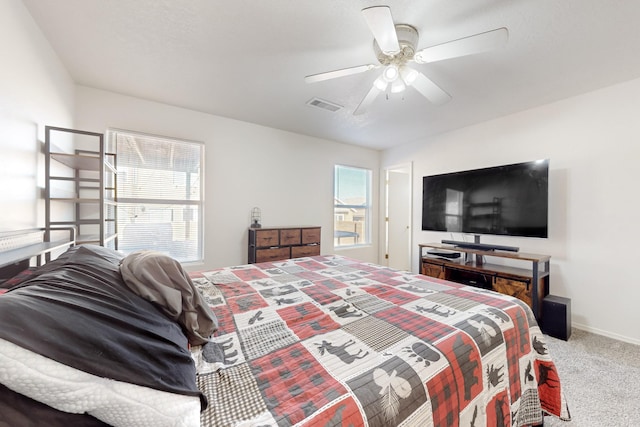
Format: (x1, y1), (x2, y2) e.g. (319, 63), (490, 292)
(418, 243), (550, 321)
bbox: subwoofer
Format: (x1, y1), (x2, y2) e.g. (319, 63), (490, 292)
(542, 295), (571, 341)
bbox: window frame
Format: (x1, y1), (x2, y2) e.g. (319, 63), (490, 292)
(333, 164), (372, 248)
(109, 129), (205, 264)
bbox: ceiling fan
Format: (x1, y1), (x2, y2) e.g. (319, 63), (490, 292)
(305, 6), (508, 115)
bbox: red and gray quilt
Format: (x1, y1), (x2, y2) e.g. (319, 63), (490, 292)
(190, 255), (570, 427)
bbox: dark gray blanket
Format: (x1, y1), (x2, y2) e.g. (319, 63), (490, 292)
(0, 245), (205, 406)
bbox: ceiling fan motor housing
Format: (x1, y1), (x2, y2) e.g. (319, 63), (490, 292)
(374, 24), (419, 66)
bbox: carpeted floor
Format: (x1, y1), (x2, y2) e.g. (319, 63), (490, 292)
(542, 328), (640, 426)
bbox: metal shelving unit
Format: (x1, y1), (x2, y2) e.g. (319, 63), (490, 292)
(45, 126), (117, 249)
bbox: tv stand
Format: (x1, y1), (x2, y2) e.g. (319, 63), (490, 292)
(418, 243), (550, 321)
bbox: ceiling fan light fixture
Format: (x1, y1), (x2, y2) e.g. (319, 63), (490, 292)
(373, 76), (388, 91)
(382, 64), (399, 82)
(391, 79), (406, 93)
(400, 66), (418, 86)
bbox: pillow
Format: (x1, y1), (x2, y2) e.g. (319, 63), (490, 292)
(120, 250), (218, 346)
(11, 244), (124, 285)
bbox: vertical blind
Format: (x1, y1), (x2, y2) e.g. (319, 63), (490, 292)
(113, 130), (204, 263)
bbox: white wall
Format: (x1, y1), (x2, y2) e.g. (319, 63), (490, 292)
(74, 87), (380, 270)
(382, 77), (640, 345)
(0, 0), (75, 231)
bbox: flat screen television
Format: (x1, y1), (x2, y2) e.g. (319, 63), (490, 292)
(421, 159), (549, 239)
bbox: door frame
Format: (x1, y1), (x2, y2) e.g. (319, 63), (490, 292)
(382, 162), (413, 270)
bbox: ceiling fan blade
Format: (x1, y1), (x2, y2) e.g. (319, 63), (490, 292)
(354, 78), (386, 115)
(305, 64), (377, 83)
(411, 71), (451, 105)
(414, 27), (508, 64)
(362, 6), (400, 55)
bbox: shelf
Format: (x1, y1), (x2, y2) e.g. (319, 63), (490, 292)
(76, 234), (101, 244)
(50, 219), (101, 226)
(76, 232), (118, 246)
(420, 242), (550, 263)
(49, 176), (101, 183)
(0, 240), (74, 269)
(50, 152), (101, 171)
(0, 228), (75, 272)
(422, 256), (538, 281)
(50, 197), (101, 203)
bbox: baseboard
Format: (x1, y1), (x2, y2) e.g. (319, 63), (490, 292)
(572, 323), (640, 346)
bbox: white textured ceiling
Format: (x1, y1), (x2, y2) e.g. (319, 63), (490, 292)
(22, 0), (640, 150)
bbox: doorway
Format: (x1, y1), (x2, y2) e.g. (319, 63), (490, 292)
(384, 163), (412, 271)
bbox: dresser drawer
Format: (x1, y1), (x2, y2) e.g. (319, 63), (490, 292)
(255, 247), (290, 263)
(254, 229), (279, 247)
(291, 244), (320, 258)
(301, 227), (321, 244)
(280, 229), (301, 245)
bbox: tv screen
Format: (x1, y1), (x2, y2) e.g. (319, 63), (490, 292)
(421, 160), (549, 238)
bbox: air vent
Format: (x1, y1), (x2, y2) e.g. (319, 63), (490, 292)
(306, 97), (343, 112)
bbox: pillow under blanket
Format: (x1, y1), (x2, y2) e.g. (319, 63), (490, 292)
(119, 250), (218, 346)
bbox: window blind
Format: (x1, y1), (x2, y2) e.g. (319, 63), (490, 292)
(112, 130), (204, 263)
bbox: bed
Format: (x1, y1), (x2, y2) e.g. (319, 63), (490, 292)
(0, 242), (208, 427)
(0, 238), (570, 427)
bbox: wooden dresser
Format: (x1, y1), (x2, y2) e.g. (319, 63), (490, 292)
(248, 226), (321, 263)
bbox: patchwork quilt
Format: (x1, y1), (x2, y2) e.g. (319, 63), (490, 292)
(190, 255), (570, 427)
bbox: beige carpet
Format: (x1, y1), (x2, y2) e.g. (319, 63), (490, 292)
(543, 328), (640, 426)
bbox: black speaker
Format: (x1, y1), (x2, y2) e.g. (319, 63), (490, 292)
(542, 295), (571, 341)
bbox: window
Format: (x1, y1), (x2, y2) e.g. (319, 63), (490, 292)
(445, 188), (463, 232)
(334, 165), (371, 247)
(111, 130), (204, 263)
